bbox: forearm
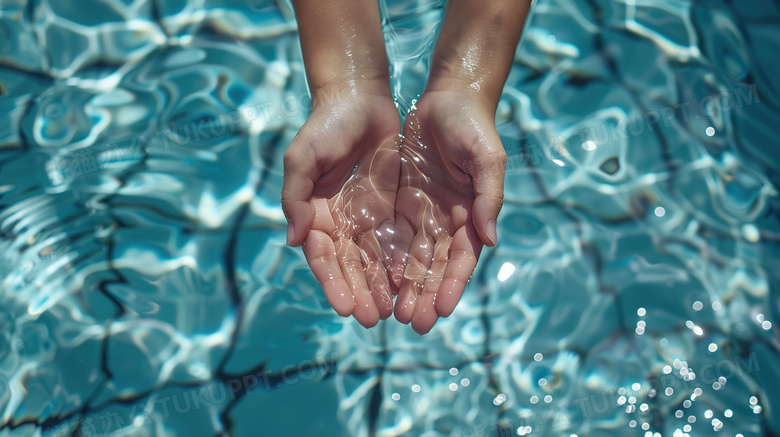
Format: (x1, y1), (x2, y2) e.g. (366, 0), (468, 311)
(426, 0), (531, 110)
(291, 0), (391, 97)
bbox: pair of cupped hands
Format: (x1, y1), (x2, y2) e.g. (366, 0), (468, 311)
(281, 79), (507, 334)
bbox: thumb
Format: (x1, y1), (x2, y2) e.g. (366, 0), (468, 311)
(281, 141), (321, 247)
(468, 146), (506, 247)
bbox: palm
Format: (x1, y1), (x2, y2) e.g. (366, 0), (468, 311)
(283, 96), (401, 327)
(390, 92), (506, 333)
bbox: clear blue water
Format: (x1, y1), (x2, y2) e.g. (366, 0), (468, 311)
(1, 0), (779, 436)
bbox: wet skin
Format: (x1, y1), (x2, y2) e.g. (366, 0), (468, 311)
(282, 88), (401, 328)
(391, 90), (507, 334)
(285, 0), (530, 333)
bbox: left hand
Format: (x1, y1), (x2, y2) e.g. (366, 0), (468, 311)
(390, 90), (507, 334)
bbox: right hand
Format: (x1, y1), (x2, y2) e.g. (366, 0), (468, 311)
(282, 81), (401, 328)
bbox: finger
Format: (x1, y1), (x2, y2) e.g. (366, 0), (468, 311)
(411, 234), (452, 334)
(394, 232), (433, 324)
(420, 198), (451, 242)
(336, 239), (380, 328)
(434, 224), (482, 318)
(282, 139), (321, 247)
(389, 214), (414, 291)
(357, 235), (394, 320)
(469, 148), (507, 247)
(302, 230), (354, 317)
(375, 219), (396, 267)
(312, 198), (338, 237)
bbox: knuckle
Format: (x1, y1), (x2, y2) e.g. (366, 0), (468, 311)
(282, 148), (299, 169)
(496, 151), (508, 167)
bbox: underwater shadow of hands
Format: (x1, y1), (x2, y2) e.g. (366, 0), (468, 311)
(389, 91), (507, 334)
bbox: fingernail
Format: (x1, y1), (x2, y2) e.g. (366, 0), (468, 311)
(487, 219), (497, 246)
(286, 223), (294, 246)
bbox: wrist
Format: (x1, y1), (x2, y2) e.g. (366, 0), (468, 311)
(306, 58), (390, 95)
(293, 0), (391, 103)
(424, 0), (530, 112)
(424, 76), (502, 115)
(308, 73), (393, 111)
